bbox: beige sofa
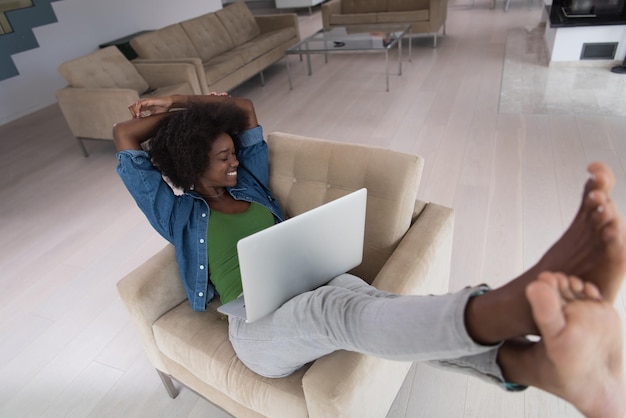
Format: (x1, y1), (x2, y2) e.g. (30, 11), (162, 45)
(129, 2), (300, 94)
(117, 131), (454, 418)
(56, 46), (198, 157)
(322, 0), (448, 47)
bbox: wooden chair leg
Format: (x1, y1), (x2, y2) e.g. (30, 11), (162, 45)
(156, 369), (179, 399)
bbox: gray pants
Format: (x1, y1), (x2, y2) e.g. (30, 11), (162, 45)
(229, 274), (514, 389)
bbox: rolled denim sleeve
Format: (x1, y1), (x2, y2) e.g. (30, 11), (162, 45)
(116, 150), (177, 242)
(237, 126), (270, 188)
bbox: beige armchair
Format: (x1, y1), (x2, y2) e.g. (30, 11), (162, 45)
(116, 132), (454, 418)
(56, 46), (200, 157)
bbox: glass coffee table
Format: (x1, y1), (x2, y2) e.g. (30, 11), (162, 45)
(285, 24), (412, 92)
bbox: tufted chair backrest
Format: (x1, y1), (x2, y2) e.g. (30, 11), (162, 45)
(58, 46), (149, 93)
(267, 132), (424, 284)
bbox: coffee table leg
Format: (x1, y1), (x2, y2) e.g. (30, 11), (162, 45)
(409, 28), (412, 62)
(398, 37), (403, 76)
(385, 49), (389, 92)
(286, 55), (293, 90)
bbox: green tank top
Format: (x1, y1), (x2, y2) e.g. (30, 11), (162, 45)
(208, 202), (275, 304)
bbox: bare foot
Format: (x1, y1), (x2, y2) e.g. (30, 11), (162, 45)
(533, 162), (626, 302)
(501, 272), (625, 418)
(466, 162), (626, 344)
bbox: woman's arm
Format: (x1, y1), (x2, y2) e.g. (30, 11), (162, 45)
(113, 93), (258, 152)
(113, 112), (169, 152)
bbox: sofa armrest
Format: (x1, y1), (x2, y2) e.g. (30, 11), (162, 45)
(134, 61), (204, 95)
(301, 202), (454, 418)
(116, 244), (188, 373)
(429, 0), (448, 30)
(133, 57), (209, 94)
(55, 86), (140, 140)
(321, 0), (342, 30)
(255, 13), (299, 37)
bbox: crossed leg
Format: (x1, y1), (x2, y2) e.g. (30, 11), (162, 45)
(465, 162), (626, 345)
(499, 272), (625, 418)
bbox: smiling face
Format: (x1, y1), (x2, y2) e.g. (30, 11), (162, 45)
(195, 132), (239, 193)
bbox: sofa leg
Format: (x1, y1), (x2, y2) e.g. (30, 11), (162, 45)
(259, 71), (265, 86)
(156, 369), (179, 399)
(77, 137), (89, 158)
(433, 33), (437, 48)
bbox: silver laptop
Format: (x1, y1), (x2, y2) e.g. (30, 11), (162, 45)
(217, 188), (367, 323)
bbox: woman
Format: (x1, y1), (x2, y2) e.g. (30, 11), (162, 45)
(114, 93), (625, 418)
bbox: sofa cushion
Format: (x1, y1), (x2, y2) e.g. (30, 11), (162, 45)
(387, 0), (430, 11)
(377, 10), (429, 23)
(330, 13), (378, 26)
(181, 13), (236, 62)
(341, 0), (388, 13)
(153, 302), (310, 418)
(216, 2), (261, 47)
(58, 46), (149, 93)
(202, 52), (246, 85)
(230, 28), (297, 64)
(130, 24), (200, 59)
(144, 82), (195, 98)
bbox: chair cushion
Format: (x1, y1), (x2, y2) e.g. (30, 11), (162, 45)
(341, 0), (388, 13)
(153, 302), (310, 418)
(216, 2), (261, 47)
(181, 13), (235, 62)
(57, 46), (149, 93)
(130, 24), (200, 59)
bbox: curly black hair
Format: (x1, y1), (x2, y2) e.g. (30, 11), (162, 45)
(148, 101), (248, 190)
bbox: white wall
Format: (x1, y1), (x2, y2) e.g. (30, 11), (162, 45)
(0, 0), (222, 125)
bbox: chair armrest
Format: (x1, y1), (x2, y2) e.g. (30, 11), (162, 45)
(302, 202), (454, 418)
(321, 0), (342, 30)
(132, 58), (209, 94)
(116, 244), (188, 373)
(55, 86), (140, 140)
(255, 13), (300, 38)
(373, 202), (454, 296)
(134, 61), (204, 95)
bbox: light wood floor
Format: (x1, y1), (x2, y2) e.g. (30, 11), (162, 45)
(1, 2), (625, 417)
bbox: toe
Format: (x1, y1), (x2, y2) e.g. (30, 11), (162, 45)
(527, 273), (567, 339)
(587, 162), (615, 194)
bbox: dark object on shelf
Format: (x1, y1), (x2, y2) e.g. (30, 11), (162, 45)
(99, 31), (152, 60)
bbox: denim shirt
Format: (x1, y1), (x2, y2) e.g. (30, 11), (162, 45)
(116, 125), (284, 311)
